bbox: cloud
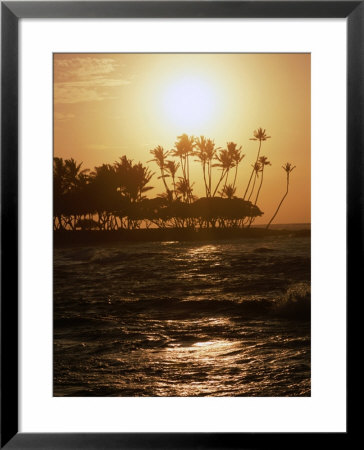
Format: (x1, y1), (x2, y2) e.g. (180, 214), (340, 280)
(54, 56), (130, 104)
(55, 57), (118, 81)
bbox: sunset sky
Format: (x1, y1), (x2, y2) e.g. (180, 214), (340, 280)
(54, 53), (310, 224)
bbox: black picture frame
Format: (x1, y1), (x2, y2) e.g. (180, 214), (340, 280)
(1, 1), (358, 448)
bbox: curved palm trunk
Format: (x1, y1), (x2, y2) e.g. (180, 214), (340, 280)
(187, 153), (190, 185)
(172, 175), (176, 199)
(186, 153), (191, 203)
(202, 163), (209, 197)
(243, 168), (255, 200)
(244, 140), (261, 199)
(208, 160), (212, 197)
(247, 168), (265, 228)
(213, 169), (227, 197)
(180, 156), (187, 184)
(247, 172), (258, 201)
(222, 169), (230, 196)
(266, 174), (290, 229)
(232, 164), (239, 190)
(160, 167), (169, 194)
(254, 166), (265, 205)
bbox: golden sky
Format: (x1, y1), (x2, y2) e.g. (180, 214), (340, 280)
(54, 53), (310, 225)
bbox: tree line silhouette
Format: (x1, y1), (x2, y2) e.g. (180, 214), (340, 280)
(54, 129), (295, 231)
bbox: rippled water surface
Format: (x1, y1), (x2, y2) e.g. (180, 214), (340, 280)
(54, 235), (310, 396)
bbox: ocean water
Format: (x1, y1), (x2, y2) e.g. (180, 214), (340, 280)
(54, 235), (310, 396)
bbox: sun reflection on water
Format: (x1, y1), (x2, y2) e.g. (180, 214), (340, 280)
(187, 245), (218, 257)
(153, 339), (246, 396)
(165, 339), (238, 362)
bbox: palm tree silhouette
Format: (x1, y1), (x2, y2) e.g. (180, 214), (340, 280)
(254, 156), (271, 206)
(266, 162), (296, 229)
(172, 134), (195, 202)
(165, 160), (180, 199)
(54, 131), (298, 233)
(194, 136), (210, 197)
(130, 162), (154, 202)
(149, 146), (170, 196)
(246, 156), (272, 228)
(247, 161), (261, 201)
(205, 138), (219, 197)
(115, 156), (154, 203)
(212, 148), (234, 197)
(53, 157), (66, 195)
(176, 177), (195, 203)
(53, 157), (67, 229)
(64, 158), (89, 191)
(194, 136), (221, 197)
(53, 157), (89, 230)
(244, 128), (271, 199)
(227, 142), (245, 191)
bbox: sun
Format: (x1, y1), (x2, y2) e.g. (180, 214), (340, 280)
(162, 75), (218, 132)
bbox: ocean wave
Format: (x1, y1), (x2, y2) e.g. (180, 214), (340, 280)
(55, 284), (310, 322)
(273, 283), (311, 320)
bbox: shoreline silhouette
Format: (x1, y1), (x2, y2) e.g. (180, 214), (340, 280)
(54, 226), (310, 246)
(54, 131), (303, 234)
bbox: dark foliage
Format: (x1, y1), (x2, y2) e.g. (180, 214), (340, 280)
(53, 131), (295, 231)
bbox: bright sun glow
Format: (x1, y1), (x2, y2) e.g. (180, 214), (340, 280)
(162, 76), (217, 131)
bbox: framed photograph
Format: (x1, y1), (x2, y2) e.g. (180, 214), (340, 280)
(1, 1), (357, 448)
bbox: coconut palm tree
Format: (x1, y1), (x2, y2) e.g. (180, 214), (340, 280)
(244, 128), (271, 199)
(113, 157), (154, 229)
(254, 156), (271, 205)
(212, 148), (234, 197)
(227, 142), (245, 191)
(149, 146), (170, 195)
(54, 158), (67, 203)
(175, 177), (195, 203)
(205, 138), (219, 197)
(194, 136), (210, 197)
(165, 160), (180, 199)
(129, 162), (154, 203)
(247, 161), (261, 201)
(89, 163), (120, 229)
(64, 158), (89, 190)
(194, 136), (222, 197)
(53, 157), (90, 230)
(115, 157), (154, 203)
(266, 163), (296, 229)
(171, 134), (195, 201)
(53, 157), (67, 229)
